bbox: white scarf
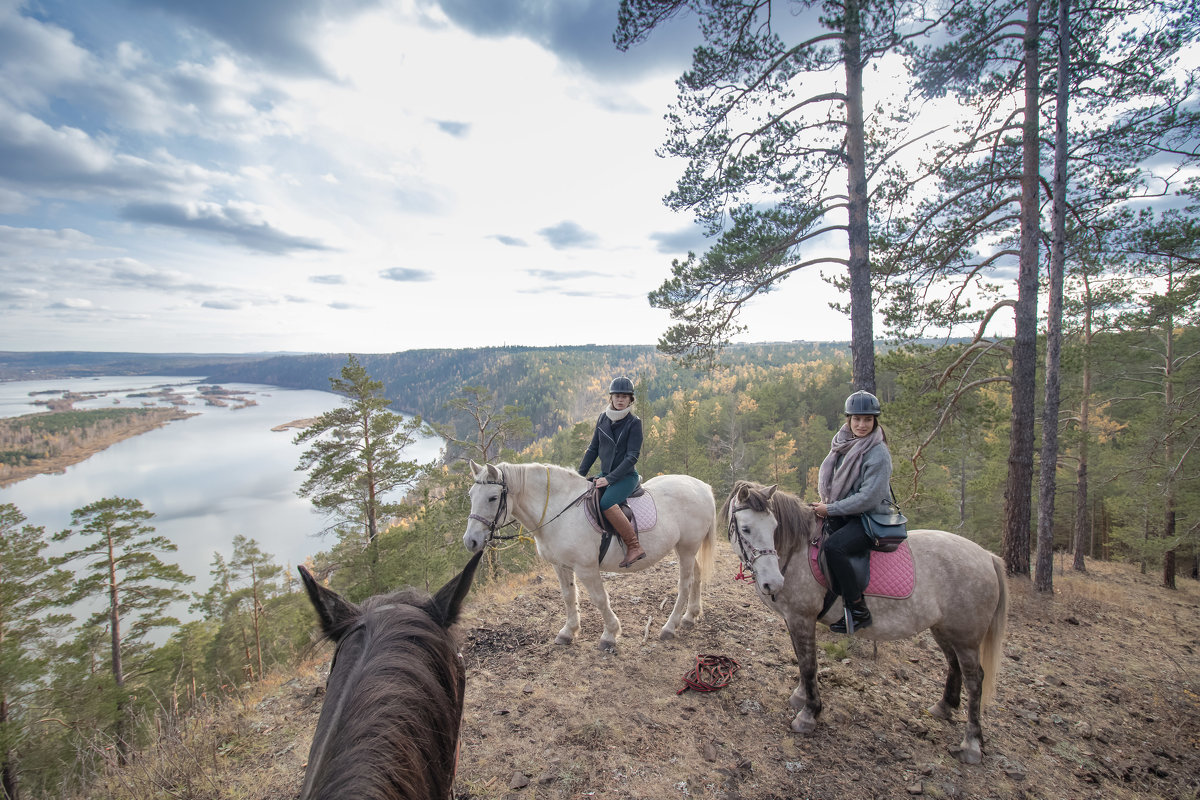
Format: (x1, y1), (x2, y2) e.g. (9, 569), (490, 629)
(604, 404), (632, 422)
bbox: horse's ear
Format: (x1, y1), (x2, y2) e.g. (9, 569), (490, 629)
(430, 549), (484, 629)
(298, 565), (359, 638)
(734, 482), (749, 502)
(764, 485), (778, 499)
(485, 463), (500, 481)
(468, 459), (483, 477)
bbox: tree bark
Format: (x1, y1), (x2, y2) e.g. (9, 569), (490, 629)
(1035, 0), (1069, 593)
(843, 0), (876, 394)
(107, 529), (129, 763)
(1, 694), (16, 800)
(1073, 278), (1093, 572)
(1163, 283), (1177, 590)
(1002, 0), (1041, 578)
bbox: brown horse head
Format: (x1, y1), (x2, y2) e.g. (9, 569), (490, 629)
(298, 550), (482, 800)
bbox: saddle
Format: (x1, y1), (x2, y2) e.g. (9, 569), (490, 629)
(811, 532), (916, 620)
(583, 483), (658, 563)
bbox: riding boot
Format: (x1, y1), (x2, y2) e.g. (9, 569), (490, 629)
(604, 505), (646, 567)
(829, 596), (872, 634)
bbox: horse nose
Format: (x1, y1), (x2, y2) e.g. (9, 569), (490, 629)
(463, 530), (484, 553)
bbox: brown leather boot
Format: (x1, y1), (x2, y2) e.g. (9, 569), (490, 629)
(604, 505), (646, 567)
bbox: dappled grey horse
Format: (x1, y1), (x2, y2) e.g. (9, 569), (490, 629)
(726, 481), (1007, 764)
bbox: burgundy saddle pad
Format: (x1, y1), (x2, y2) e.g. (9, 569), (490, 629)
(809, 539), (915, 599)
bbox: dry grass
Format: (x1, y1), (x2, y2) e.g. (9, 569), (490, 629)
(87, 550), (1200, 800)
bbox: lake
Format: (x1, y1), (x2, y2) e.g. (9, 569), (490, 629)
(0, 376), (445, 612)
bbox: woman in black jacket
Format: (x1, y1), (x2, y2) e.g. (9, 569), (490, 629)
(578, 376), (646, 567)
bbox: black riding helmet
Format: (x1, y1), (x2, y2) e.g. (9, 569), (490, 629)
(844, 390), (881, 416)
(608, 376), (635, 397)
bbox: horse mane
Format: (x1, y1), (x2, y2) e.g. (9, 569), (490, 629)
(725, 480), (816, 564)
(496, 461), (584, 496)
(306, 591), (464, 800)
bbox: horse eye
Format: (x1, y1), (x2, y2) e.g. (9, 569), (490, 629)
(489, 495), (499, 503)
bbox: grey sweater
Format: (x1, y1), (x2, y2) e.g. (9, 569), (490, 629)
(825, 442), (894, 518)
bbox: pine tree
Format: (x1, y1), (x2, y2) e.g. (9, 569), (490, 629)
(52, 497), (193, 761)
(616, 0), (939, 388)
(295, 355), (428, 587)
(0, 504), (71, 800)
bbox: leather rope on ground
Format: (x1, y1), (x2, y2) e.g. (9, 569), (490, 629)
(676, 654), (741, 695)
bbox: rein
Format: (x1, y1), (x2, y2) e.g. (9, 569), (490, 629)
(471, 468), (590, 544)
(676, 654), (741, 694)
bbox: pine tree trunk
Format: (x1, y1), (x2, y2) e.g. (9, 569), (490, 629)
(843, 0), (876, 394)
(1, 694), (17, 800)
(1035, 0), (1069, 593)
(1073, 280), (1093, 573)
(1162, 269), (1177, 590)
(252, 566), (264, 681)
(1003, 0), (1041, 578)
(108, 531), (130, 764)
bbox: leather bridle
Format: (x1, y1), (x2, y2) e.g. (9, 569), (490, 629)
(728, 503), (778, 576)
(468, 477), (521, 541)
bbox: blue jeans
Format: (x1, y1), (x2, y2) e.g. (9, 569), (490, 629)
(599, 472), (640, 510)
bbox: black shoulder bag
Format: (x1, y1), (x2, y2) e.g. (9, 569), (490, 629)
(861, 486), (908, 552)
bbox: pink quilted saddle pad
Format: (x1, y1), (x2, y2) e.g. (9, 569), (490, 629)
(584, 491), (658, 534)
(809, 540), (915, 599)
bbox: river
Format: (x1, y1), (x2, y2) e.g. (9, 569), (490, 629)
(0, 376), (445, 611)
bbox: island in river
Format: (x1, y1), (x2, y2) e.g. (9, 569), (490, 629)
(0, 406), (197, 488)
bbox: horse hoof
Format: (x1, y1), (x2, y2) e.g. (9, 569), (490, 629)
(927, 701), (954, 720)
(955, 743), (982, 764)
(554, 635), (573, 646)
(790, 714), (817, 735)
(659, 628), (676, 641)
(679, 617), (696, 631)
(598, 640), (617, 654)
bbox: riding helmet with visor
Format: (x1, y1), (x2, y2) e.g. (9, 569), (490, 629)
(844, 390), (881, 416)
(608, 376), (635, 397)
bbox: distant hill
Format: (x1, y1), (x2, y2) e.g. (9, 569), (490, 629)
(0, 351), (291, 381)
(0, 343), (854, 440)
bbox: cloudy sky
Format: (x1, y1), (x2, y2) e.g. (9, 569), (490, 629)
(0, 0), (856, 354)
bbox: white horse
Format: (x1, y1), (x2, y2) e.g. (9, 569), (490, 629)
(726, 481), (1008, 764)
(463, 461), (718, 652)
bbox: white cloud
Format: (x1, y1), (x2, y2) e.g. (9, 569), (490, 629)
(0, 0), (859, 353)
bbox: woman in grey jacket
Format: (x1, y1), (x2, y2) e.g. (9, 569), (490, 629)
(811, 390), (893, 633)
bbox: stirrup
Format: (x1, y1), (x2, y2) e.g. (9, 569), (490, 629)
(829, 601), (871, 634)
(619, 549), (646, 568)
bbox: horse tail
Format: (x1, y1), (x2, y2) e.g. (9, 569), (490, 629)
(696, 507), (718, 584)
(980, 554), (1009, 711)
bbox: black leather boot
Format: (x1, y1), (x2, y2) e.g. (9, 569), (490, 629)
(829, 597), (872, 634)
